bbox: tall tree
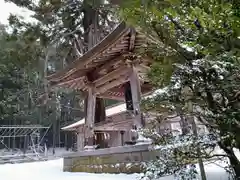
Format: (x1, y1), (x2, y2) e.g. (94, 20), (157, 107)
(0, 23), (42, 123)
(6, 0), (119, 149)
(119, 0), (240, 178)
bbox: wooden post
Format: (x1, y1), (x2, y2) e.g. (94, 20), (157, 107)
(95, 98), (106, 148)
(85, 85), (96, 147)
(125, 81), (134, 110)
(77, 132), (84, 151)
(95, 132), (105, 148)
(120, 131), (125, 146)
(95, 98), (106, 123)
(129, 66), (142, 129)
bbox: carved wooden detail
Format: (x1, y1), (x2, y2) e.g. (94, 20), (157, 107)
(47, 22), (157, 149)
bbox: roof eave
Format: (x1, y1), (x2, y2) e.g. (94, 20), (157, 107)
(47, 21), (129, 82)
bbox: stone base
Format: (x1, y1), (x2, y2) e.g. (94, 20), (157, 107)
(63, 144), (159, 173)
(70, 162), (143, 173)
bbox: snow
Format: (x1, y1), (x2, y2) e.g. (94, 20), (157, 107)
(62, 103), (127, 130)
(234, 148), (240, 161)
(61, 119), (85, 130)
(144, 88), (167, 99)
(45, 148), (74, 157)
(0, 158), (231, 180)
(153, 161), (230, 180)
(0, 159), (138, 180)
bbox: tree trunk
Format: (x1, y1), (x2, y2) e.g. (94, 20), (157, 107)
(52, 117), (56, 155)
(177, 107), (189, 135)
(52, 92), (58, 155)
(191, 117), (207, 180)
(219, 142), (240, 179)
(82, 0), (99, 147)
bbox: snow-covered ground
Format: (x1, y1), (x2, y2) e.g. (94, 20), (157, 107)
(0, 158), (231, 180)
(0, 159), (137, 180)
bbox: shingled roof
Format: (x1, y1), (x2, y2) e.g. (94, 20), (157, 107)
(47, 22), (153, 100)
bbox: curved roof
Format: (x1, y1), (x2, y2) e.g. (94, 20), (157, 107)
(47, 22), (130, 82)
(47, 22), (152, 100)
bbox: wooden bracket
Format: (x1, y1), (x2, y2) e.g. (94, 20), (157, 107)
(129, 28), (136, 51)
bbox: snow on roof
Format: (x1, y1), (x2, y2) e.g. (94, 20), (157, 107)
(61, 88), (168, 131)
(61, 103), (127, 130)
(61, 119), (85, 130)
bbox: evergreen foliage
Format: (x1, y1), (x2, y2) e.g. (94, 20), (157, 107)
(120, 0), (240, 178)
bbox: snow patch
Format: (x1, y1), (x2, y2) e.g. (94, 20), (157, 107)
(0, 158), (234, 180)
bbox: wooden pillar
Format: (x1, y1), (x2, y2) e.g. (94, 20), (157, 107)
(95, 132), (106, 148)
(95, 99), (106, 147)
(85, 86), (96, 146)
(94, 96), (106, 148)
(120, 131), (125, 146)
(129, 66), (142, 129)
(77, 132), (84, 151)
(95, 98), (106, 123)
(125, 82), (133, 110)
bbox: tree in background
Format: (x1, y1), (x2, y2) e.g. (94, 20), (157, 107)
(3, 0), (120, 150)
(0, 24), (42, 123)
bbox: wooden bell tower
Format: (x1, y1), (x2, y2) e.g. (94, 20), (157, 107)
(47, 22), (154, 148)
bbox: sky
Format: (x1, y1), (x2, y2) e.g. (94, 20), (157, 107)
(0, 0), (33, 24)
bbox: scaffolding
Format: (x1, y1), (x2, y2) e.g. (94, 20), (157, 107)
(0, 125), (50, 164)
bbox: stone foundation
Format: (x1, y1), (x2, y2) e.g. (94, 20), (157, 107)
(63, 144), (159, 173)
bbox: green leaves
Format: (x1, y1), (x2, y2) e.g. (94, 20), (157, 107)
(121, 0), (240, 57)
(0, 26), (42, 121)
(121, 1), (240, 177)
(148, 61), (174, 87)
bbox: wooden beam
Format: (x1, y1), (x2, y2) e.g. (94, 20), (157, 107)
(91, 36), (130, 64)
(129, 66), (142, 129)
(85, 31), (130, 68)
(94, 66), (130, 87)
(94, 119), (133, 131)
(97, 93), (125, 101)
(129, 28), (136, 51)
(130, 63), (151, 83)
(94, 126), (131, 131)
(55, 76), (87, 87)
(91, 55), (126, 76)
(75, 80), (86, 90)
(69, 81), (77, 89)
(136, 64), (151, 73)
(95, 122), (134, 131)
(96, 75), (129, 94)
